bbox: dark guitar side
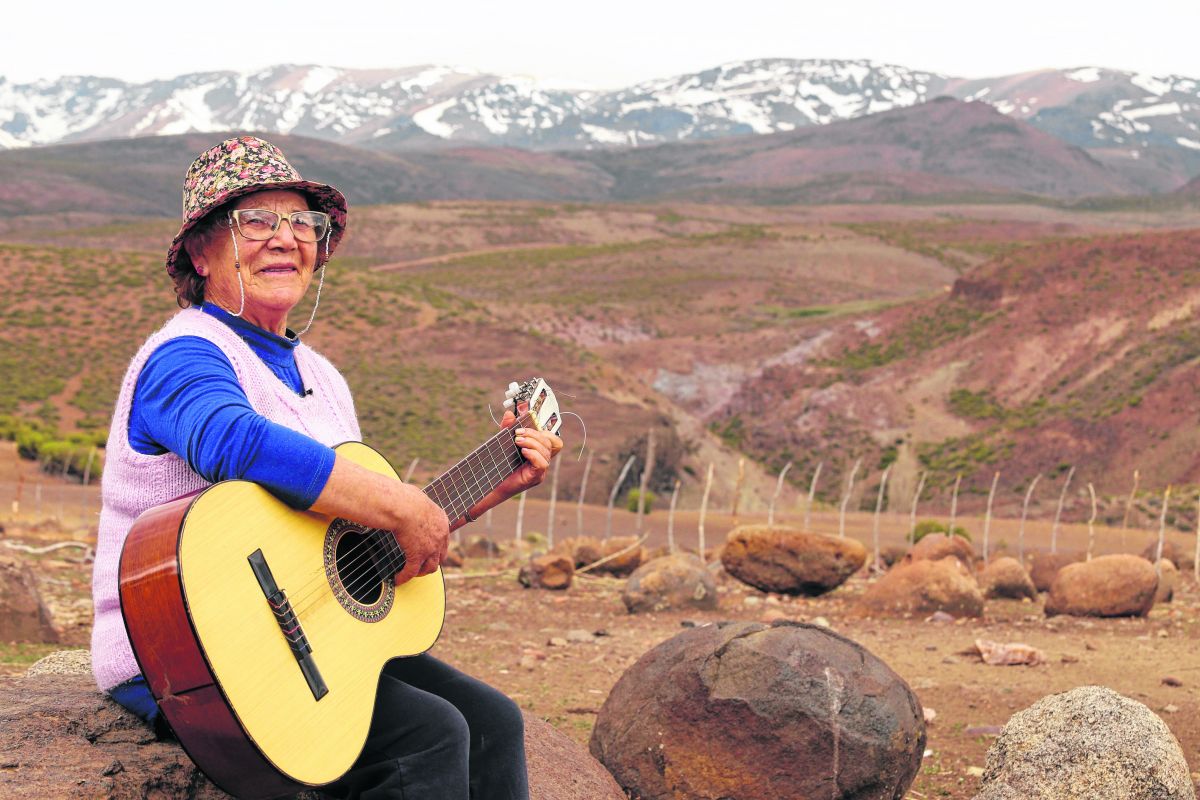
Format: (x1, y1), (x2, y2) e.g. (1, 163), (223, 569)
(118, 491), (304, 800)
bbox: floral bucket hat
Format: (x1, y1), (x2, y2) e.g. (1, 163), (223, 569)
(165, 135), (348, 276)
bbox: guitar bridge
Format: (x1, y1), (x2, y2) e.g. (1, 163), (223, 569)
(248, 549), (328, 701)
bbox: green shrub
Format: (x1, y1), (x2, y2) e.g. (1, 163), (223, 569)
(911, 519), (972, 543)
(625, 489), (656, 514)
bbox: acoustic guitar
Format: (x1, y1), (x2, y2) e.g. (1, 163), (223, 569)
(118, 378), (562, 798)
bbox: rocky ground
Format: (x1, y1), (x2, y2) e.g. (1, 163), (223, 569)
(2, 517), (1197, 799)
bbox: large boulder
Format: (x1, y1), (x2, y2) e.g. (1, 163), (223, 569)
(590, 536), (645, 578)
(518, 554), (575, 590)
(621, 553), (717, 614)
(552, 536), (604, 569)
(590, 621), (925, 800)
(1027, 551), (1082, 593)
(908, 533), (975, 568)
(0, 664), (622, 799)
(973, 685), (1195, 800)
(1141, 538), (1186, 570)
(861, 556), (985, 617)
(1044, 554), (1158, 618)
(0, 553), (60, 643)
(720, 525), (867, 595)
(979, 557), (1037, 601)
(525, 715), (626, 800)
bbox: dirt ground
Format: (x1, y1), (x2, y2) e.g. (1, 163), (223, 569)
(1, 465), (1198, 800)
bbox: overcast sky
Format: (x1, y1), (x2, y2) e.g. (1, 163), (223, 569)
(3, 0), (1198, 87)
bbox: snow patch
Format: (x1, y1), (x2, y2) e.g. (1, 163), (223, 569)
(1131, 73), (1172, 97)
(1177, 136), (1200, 150)
(299, 66), (340, 95)
(1066, 67), (1102, 83)
(1123, 101), (1183, 120)
(412, 98), (459, 137)
(580, 122), (628, 145)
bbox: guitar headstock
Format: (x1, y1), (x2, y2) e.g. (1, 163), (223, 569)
(504, 378), (563, 436)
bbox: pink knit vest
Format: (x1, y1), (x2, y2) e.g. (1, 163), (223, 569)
(90, 308), (361, 691)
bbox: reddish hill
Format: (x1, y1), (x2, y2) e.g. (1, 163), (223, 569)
(0, 133), (613, 217)
(581, 97), (1141, 202)
(698, 227), (1200, 519)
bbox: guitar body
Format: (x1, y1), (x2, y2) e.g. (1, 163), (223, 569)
(119, 441), (446, 798)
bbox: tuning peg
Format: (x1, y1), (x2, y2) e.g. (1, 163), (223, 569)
(503, 397), (514, 410)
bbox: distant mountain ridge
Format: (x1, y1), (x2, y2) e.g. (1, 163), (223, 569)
(2, 59), (1199, 190)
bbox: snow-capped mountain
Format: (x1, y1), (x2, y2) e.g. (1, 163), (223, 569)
(2, 59), (1198, 168)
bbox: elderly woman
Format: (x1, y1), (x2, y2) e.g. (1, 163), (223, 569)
(91, 136), (560, 799)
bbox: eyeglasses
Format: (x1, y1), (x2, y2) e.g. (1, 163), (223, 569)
(228, 209), (331, 243)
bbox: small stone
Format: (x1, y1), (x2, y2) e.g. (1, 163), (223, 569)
(941, 656), (959, 665)
(101, 761), (124, 777)
(1061, 654), (1079, 664)
(1084, 641), (1098, 651)
(923, 707), (937, 724)
(811, 616), (830, 628)
(926, 611), (956, 623)
(1157, 629), (1169, 638)
(743, 596), (763, 607)
(548, 637), (569, 647)
(966, 766), (985, 778)
(566, 629), (595, 643)
(1163, 704), (1180, 714)
(1162, 676), (1183, 687)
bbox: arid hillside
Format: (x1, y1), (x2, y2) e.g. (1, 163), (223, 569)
(3, 196), (1200, 523)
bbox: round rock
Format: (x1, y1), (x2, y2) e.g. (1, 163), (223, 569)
(1044, 554), (1157, 618)
(1027, 551), (1081, 592)
(590, 621), (925, 800)
(908, 533), (975, 568)
(720, 525), (867, 595)
(979, 557), (1037, 601)
(861, 556), (984, 617)
(553, 536), (603, 569)
(621, 553), (717, 614)
(974, 685), (1195, 800)
(518, 554), (575, 590)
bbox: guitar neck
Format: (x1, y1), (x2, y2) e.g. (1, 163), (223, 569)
(422, 412), (532, 520)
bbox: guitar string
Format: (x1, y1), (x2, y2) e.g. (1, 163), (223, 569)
(286, 413), (536, 616)
(287, 431), (523, 617)
(287, 426), (525, 616)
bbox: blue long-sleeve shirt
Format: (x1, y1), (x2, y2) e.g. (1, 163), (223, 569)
(127, 303), (336, 509)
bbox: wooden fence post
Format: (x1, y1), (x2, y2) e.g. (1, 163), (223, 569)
(576, 451), (592, 537)
(636, 430), (656, 533)
(838, 458), (861, 539)
(606, 455), (636, 541)
(698, 463), (714, 561)
(667, 479), (681, 553)
(546, 456), (561, 549)
(983, 471), (999, 563)
(1086, 483), (1097, 561)
(1155, 486), (1171, 580)
(872, 466), (891, 571)
(768, 462), (792, 526)
(1018, 474), (1042, 564)
(804, 461), (823, 532)
(908, 471), (927, 543)
(1122, 469), (1140, 551)
(947, 473), (962, 538)
(730, 457), (745, 527)
(1050, 465), (1075, 554)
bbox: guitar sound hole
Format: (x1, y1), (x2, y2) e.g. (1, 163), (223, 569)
(324, 519), (395, 622)
(335, 531), (384, 605)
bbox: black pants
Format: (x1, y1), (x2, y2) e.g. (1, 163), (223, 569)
(324, 654), (529, 800)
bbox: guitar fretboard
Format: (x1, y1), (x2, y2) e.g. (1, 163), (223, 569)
(422, 412), (532, 521)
